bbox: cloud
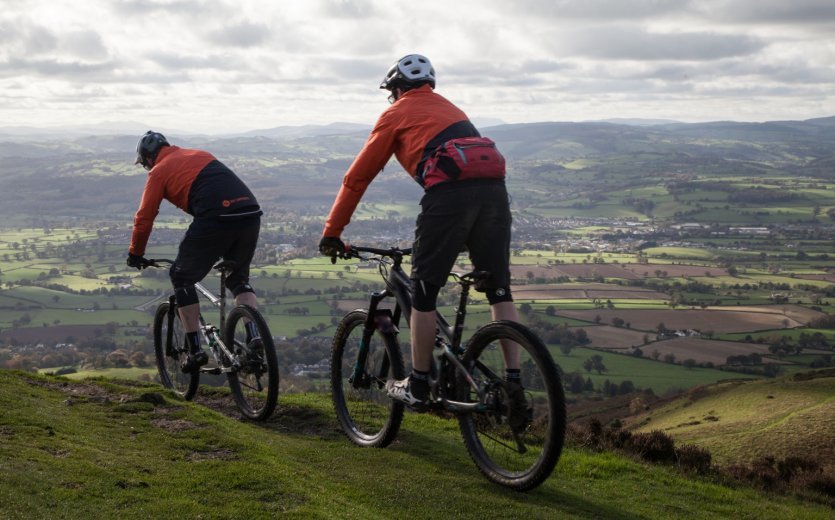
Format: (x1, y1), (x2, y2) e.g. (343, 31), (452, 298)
(0, 56), (115, 79)
(207, 20), (272, 48)
(0, 19), (57, 56)
(693, 0), (835, 24)
(110, 0), (222, 16)
(317, 0), (379, 18)
(145, 52), (233, 71)
(482, 0), (690, 20)
(64, 31), (109, 61)
(558, 27), (764, 61)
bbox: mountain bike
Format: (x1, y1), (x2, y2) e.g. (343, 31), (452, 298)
(148, 259), (279, 421)
(329, 245), (566, 491)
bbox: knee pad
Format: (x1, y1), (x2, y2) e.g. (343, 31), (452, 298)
(174, 285), (200, 307)
(230, 282), (256, 298)
(486, 286), (513, 305)
(412, 279), (441, 312)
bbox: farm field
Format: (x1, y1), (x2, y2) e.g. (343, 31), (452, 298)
(513, 283), (669, 301)
(558, 305), (826, 333)
(633, 337), (789, 366)
(553, 346), (746, 395)
(575, 324), (650, 350)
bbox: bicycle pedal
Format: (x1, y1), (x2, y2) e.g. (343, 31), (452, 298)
(200, 367), (222, 375)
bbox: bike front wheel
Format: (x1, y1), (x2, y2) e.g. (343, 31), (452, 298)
(456, 320), (566, 491)
(331, 310), (405, 447)
(153, 301), (199, 400)
(223, 305), (279, 421)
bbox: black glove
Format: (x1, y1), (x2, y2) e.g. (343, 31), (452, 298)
(319, 236), (346, 262)
(127, 253), (149, 270)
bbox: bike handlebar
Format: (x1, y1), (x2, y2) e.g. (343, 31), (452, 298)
(346, 245), (412, 258)
(146, 258), (174, 268)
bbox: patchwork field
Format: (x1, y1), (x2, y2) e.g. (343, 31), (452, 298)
(574, 325), (651, 350)
(558, 305), (825, 333)
(514, 283), (668, 301)
(635, 337), (789, 366)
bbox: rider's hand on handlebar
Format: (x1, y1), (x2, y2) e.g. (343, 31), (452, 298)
(126, 253), (151, 270)
(319, 236), (346, 264)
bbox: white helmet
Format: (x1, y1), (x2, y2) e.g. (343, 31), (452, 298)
(379, 54), (436, 91)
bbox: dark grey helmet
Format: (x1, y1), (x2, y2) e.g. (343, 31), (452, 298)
(134, 130), (169, 170)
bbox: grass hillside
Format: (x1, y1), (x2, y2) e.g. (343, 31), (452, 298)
(0, 371), (832, 519)
(630, 369), (835, 470)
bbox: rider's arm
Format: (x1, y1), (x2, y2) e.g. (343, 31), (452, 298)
(129, 171), (165, 256)
(322, 114), (397, 237)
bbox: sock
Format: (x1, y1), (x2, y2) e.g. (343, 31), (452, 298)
(409, 369), (430, 400)
(505, 368), (521, 383)
(186, 332), (201, 354)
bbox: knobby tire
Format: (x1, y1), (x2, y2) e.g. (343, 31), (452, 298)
(331, 310), (405, 447)
(153, 302), (199, 400)
(456, 320), (566, 491)
(224, 305), (279, 421)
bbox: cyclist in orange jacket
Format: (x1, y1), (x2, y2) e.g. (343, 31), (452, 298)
(319, 55), (523, 410)
(128, 131), (262, 372)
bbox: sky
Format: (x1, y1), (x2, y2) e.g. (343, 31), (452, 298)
(1, 0), (835, 134)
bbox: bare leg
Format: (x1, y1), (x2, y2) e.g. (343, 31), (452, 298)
(491, 301), (520, 370)
(410, 309), (436, 372)
(177, 303), (201, 334)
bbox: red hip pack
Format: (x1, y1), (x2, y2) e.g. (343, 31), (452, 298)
(419, 137), (506, 189)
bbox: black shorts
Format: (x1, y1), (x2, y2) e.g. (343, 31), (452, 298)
(411, 179), (511, 290)
(170, 215), (260, 293)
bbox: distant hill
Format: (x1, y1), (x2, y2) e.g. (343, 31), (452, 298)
(236, 122), (371, 139)
(629, 368), (835, 470)
(1, 115), (835, 223)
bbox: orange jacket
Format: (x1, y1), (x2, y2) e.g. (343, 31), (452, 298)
(322, 85), (473, 237)
(130, 146), (258, 255)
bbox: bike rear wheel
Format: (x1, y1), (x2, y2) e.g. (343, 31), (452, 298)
(223, 305), (279, 421)
(153, 301), (199, 400)
(331, 310), (405, 447)
(456, 320), (566, 491)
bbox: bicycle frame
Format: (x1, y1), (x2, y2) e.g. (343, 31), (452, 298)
(152, 259), (239, 374)
(349, 247), (489, 412)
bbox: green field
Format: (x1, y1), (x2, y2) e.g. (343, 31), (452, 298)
(554, 347), (749, 396)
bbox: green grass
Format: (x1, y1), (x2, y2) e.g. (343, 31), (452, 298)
(0, 371), (830, 519)
(37, 367), (158, 380)
(632, 369), (835, 467)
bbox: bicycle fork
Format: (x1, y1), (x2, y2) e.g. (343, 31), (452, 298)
(350, 291), (395, 389)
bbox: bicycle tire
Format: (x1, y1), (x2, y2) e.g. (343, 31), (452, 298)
(153, 301), (199, 400)
(223, 305), (279, 421)
(331, 310), (405, 447)
(456, 320), (566, 491)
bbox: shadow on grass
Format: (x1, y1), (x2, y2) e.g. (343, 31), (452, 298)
(389, 421), (646, 520)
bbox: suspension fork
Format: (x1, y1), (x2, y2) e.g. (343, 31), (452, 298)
(350, 289), (393, 388)
(165, 295), (177, 356)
